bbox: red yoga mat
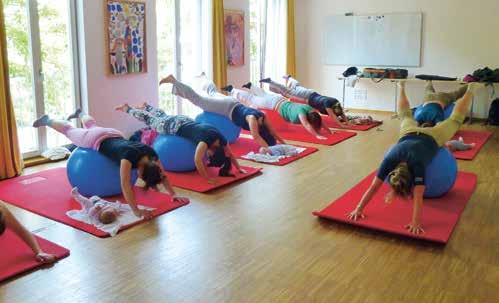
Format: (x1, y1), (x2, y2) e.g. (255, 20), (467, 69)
(243, 110), (357, 145)
(451, 130), (492, 160)
(230, 137), (318, 166)
(313, 171), (477, 243)
(0, 230), (70, 282)
(165, 166), (262, 193)
(0, 168), (189, 238)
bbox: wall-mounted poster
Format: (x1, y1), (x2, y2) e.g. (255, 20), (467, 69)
(106, 1), (147, 75)
(224, 10), (244, 67)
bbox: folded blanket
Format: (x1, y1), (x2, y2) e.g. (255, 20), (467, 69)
(66, 204), (154, 237)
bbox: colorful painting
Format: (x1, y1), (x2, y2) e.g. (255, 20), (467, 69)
(224, 10), (244, 67)
(106, 1), (147, 75)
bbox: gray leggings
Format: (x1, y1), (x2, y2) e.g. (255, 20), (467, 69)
(171, 79), (238, 118)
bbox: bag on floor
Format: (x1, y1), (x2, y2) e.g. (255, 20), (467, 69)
(487, 98), (499, 125)
(472, 67), (499, 83)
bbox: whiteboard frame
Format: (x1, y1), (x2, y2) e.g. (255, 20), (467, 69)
(322, 12), (423, 67)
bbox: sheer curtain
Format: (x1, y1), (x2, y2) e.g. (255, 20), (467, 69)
(262, 0), (287, 81)
(178, 0), (213, 117)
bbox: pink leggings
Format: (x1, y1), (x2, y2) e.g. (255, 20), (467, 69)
(51, 115), (124, 150)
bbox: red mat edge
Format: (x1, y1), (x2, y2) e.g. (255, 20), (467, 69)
(0, 234), (70, 283)
(312, 171), (478, 244)
(167, 167), (263, 193)
(241, 129), (358, 146)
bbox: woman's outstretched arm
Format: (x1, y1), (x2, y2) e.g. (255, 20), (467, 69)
(347, 177), (383, 220)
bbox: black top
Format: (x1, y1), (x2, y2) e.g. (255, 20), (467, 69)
(176, 121), (227, 147)
(377, 134), (439, 186)
(99, 137), (158, 168)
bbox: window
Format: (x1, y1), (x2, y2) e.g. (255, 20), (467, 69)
(5, 0), (80, 158)
(156, 0), (176, 114)
(249, 0), (287, 83)
(156, 0), (212, 118)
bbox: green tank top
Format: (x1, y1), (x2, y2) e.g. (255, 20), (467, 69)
(278, 101), (313, 124)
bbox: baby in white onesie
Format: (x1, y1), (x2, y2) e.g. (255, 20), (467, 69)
(71, 187), (122, 225)
(259, 144), (299, 157)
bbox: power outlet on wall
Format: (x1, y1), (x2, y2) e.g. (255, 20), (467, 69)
(353, 89), (368, 102)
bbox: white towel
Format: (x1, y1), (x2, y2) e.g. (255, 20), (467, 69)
(346, 75), (359, 88)
(66, 204), (154, 237)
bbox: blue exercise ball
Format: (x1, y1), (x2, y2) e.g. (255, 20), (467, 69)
(195, 111), (240, 143)
(67, 148), (138, 197)
(423, 148), (458, 198)
(384, 147), (457, 198)
(153, 135), (196, 172)
(443, 103), (455, 119)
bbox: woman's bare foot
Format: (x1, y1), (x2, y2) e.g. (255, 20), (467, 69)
(136, 101), (148, 110)
(159, 74), (176, 85)
(115, 103), (130, 112)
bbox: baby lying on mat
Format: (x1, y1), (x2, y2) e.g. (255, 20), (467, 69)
(243, 144), (304, 163)
(259, 144), (300, 157)
(445, 137), (475, 152)
(67, 188), (153, 236)
(341, 115), (381, 125)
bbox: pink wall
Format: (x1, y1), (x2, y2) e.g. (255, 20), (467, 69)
(78, 0), (159, 136)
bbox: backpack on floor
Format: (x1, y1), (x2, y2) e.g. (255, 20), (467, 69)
(487, 98), (499, 125)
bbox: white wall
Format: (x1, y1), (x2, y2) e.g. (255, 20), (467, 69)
(78, 0), (158, 136)
(224, 0), (251, 87)
(295, 0), (499, 117)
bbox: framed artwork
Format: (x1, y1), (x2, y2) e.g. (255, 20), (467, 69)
(106, 0), (147, 75)
(224, 10), (244, 67)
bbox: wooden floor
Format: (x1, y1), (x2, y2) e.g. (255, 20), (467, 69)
(1, 112), (498, 303)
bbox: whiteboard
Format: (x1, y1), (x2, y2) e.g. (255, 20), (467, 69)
(323, 13), (422, 67)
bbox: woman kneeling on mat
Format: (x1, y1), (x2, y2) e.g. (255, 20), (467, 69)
(261, 76), (349, 128)
(33, 111), (187, 219)
(414, 81), (468, 127)
(115, 103), (246, 185)
(225, 83), (332, 140)
(0, 202), (56, 263)
(159, 74), (285, 148)
(347, 81), (480, 234)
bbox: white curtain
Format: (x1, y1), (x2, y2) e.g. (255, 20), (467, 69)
(178, 0), (213, 117)
(261, 0), (287, 81)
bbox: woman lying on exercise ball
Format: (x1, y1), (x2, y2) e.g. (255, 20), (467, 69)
(347, 81), (481, 234)
(33, 111), (187, 219)
(261, 76), (349, 128)
(159, 74), (285, 148)
(414, 81), (468, 126)
(224, 83), (332, 140)
(115, 103), (246, 184)
(0, 201), (56, 263)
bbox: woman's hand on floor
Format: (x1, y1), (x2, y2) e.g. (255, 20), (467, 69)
(347, 209), (365, 221)
(135, 209), (153, 220)
(36, 252), (57, 264)
(172, 196), (190, 204)
(405, 222), (424, 235)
